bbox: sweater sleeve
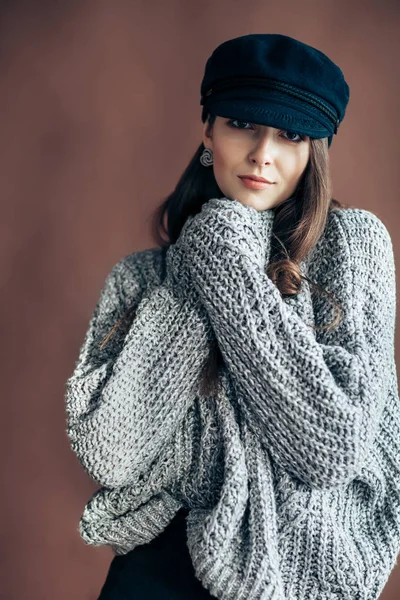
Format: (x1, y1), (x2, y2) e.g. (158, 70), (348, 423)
(180, 201), (397, 490)
(65, 251), (212, 488)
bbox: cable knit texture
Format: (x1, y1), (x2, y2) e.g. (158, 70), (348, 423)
(65, 197), (400, 600)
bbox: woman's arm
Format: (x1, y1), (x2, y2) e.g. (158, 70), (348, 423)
(177, 199), (397, 489)
(65, 251), (213, 488)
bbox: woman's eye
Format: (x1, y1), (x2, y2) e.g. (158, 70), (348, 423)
(227, 119), (253, 130)
(227, 120), (305, 142)
(282, 130), (305, 143)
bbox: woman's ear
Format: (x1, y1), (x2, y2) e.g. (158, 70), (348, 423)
(202, 121), (213, 150)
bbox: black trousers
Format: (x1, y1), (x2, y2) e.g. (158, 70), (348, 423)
(97, 509), (216, 599)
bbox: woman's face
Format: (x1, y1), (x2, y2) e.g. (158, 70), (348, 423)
(203, 116), (311, 211)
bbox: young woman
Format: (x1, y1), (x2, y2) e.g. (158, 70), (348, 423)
(65, 34), (400, 599)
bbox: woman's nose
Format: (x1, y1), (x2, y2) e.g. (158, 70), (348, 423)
(249, 140), (275, 165)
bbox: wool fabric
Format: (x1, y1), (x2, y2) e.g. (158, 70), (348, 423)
(65, 198), (400, 600)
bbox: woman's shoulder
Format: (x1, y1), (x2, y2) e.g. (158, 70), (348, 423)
(112, 246), (166, 294)
(326, 206), (393, 247)
(306, 206), (394, 283)
(121, 246), (165, 275)
(95, 247), (166, 312)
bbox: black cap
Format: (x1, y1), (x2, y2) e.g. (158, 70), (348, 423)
(200, 34), (350, 147)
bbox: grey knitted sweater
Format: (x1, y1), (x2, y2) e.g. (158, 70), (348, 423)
(65, 197), (400, 600)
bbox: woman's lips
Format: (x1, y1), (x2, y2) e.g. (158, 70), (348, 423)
(239, 176), (274, 190)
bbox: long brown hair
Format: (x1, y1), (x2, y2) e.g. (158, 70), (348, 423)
(100, 111), (353, 397)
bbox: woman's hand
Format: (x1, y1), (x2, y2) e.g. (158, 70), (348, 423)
(164, 197), (276, 299)
(199, 197), (275, 265)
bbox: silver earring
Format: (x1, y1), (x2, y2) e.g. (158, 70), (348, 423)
(200, 148), (213, 166)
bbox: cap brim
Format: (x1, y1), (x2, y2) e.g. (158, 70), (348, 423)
(207, 98), (331, 138)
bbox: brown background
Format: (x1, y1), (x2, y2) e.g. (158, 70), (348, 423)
(1, 1), (399, 599)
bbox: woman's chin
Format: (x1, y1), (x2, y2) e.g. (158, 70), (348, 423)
(236, 197), (275, 211)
